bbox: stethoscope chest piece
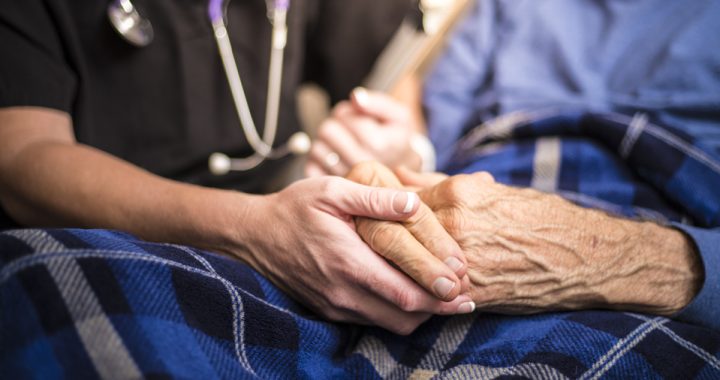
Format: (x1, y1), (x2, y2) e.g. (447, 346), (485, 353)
(108, 0), (154, 47)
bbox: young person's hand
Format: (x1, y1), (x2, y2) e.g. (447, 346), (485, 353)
(232, 175), (475, 335)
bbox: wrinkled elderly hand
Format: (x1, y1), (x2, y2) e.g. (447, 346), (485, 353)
(346, 162), (473, 308)
(410, 171), (703, 315)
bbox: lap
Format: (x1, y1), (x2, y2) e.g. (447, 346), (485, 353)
(1, 228), (719, 379)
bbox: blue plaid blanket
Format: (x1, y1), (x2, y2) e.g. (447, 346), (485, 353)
(448, 110), (720, 227)
(2, 111), (720, 379)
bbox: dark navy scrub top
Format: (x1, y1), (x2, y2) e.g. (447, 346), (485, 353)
(0, 0), (414, 227)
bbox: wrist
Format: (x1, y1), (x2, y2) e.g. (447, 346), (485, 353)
(600, 219), (702, 314)
(170, 185), (261, 260)
(213, 192), (265, 262)
(646, 224), (703, 314)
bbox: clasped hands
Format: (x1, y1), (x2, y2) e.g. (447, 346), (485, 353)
(347, 161), (702, 319)
(241, 88), (700, 336)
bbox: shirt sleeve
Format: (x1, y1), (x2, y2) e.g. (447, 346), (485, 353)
(423, 0), (496, 170)
(673, 223), (720, 331)
(304, 0), (413, 104)
(0, 0), (77, 112)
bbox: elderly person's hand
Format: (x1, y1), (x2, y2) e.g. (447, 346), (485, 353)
(356, 165), (704, 316)
(346, 162), (472, 306)
(306, 88), (426, 177)
(414, 170), (704, 315)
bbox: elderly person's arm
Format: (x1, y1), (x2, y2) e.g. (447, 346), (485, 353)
(349, 162), (703, 317)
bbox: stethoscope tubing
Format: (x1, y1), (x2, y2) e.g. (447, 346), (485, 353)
(109, 0), (305, 174)
(209, 0), (289, 170)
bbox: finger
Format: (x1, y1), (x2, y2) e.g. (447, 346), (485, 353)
(322, 177), (422, 221)
(308, 140), (349, 176)
(327, 286), (432, 335)
(347, 164), (468, 281)
(356, 196), (468, 299)
(344, 164), (468, 297)
(345, 161), (404, 188)
(331, 111), (380, 149)
(461, 274), (471, 294)
(317, 119), (374, 166)
(357, 252), (476, 315)
(360, 299), (432, 336)
(330, 100), (355, 119)
(351, 87), (410, 123)
(304, 161), (327, 178)
(395, 166), (447, 188)
(356, 217), (464, 301)
(404, 204), (468, 279)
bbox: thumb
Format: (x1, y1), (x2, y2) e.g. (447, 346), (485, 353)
(328, 178), (420, 221)
(351, 87), (409, 123)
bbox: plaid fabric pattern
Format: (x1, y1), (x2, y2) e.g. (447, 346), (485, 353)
(2, 110), (720, 379)
(1, 228), (719, 379)
(448, 110), (720, 227)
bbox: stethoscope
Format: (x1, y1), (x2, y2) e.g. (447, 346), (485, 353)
(107, 0), (311, 175)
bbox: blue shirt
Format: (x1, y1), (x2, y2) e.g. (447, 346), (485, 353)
(424, 0), (720, 330)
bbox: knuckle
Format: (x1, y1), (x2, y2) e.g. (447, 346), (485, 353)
(442, 176), (467, 200)
(405, 204), (435, 227)
(319, 177), (344, 197)
(326, 289), (354, 313)
(394, 254), (425, 276)
(346, 161), (380, 184)
(366, 224), (404, 254)
(365, 189), (389, 216)
(475, 171), (495, 183)
(393, 324), (415, 336)
(391, 316), (425, 335)
(442, 209), (466, 237)
(393, 288), (420, 312)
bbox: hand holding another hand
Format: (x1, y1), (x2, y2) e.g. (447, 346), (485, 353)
(346, 162), (471, 304)
(305, 88), (424, 177)
(413, 171), (703, 315)
(350, 163), (703, 316)
(231, 175), (474, 335)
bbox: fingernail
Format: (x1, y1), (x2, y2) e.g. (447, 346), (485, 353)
(432, 277), (456, 298)
(457, 301), (476, 314)
(444, 257), (463, 272)
(353, 87), (369, 107)
(392, 191), (417, 214)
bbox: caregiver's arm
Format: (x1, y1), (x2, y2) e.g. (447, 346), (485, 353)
(0, 107), (474, 334)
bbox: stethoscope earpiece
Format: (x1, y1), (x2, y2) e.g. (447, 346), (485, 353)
(108, 0), (154, 47)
